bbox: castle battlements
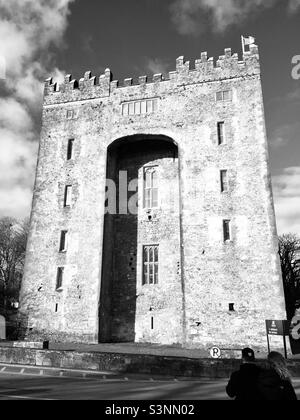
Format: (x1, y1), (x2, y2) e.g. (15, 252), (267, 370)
(44, 43), (260, 105)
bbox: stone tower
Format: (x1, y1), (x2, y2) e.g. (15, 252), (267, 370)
(19, 39), (286, 349)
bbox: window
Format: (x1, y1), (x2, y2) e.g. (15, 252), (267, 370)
(59, 231), (68, 252)
(129, 102), (134, 115)
(56, 267), (64, 290)
(216, 90), (232, 102)
(122, 98), (159, 116)
(217, 122), (226, 145)
(64, 185), (72, 207)
(220, 170), (228, 193)
(67, 139), (74, 160)
(143, 245), (159, 285)
(144, 167), (158, 209)
(66, 110), (74, 120)
(223, 220), (231, 242)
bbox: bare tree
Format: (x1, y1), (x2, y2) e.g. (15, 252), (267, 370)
(278, 233), (300, 319)
(0, 217), (29, 312)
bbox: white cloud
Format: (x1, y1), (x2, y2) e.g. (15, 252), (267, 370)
(269, 122), (300, 149)
(0, 0), (75, 219)
(273, 167), (300, 236)
(285, 87), (300, 102)
(288, 0), (300, 13)
(145, 58), (171, 76)
(170, 0), (300, 35)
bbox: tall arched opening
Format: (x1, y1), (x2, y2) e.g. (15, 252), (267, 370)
(99, 135), (184, 344)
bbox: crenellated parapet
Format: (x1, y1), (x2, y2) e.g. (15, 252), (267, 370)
(44, 41), (260, 105)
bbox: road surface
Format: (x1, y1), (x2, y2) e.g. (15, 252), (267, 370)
(0, 372), (299, 400)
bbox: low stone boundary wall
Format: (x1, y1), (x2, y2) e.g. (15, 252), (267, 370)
(0, 346), (299, 379)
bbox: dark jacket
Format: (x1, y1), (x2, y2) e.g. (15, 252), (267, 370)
(258, 369), (297, 401)
(226, 363), (263, 400)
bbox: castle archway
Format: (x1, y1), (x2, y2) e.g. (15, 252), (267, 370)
(99, 135), (184, 344)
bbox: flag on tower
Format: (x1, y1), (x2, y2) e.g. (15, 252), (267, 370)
(241, 35), (256, 53)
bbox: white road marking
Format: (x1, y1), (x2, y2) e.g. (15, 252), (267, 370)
(0, 394), (56, 401)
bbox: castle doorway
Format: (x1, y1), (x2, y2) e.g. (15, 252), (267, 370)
(99, 135), (183, 344)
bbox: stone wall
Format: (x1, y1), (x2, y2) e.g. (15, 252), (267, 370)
(19, 41), (286, 349)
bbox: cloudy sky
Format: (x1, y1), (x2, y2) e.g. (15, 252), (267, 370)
(0, 0), (299, 235)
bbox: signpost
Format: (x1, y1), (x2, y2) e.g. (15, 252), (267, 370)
(265, 320), (289, 358)
(266, 318), (300, 357)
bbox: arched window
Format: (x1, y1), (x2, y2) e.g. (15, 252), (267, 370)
(143, 245), (159, 285)
(144, 166), (158, 209)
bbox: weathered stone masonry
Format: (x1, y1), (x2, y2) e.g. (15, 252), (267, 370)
(20, 40), (286, 348)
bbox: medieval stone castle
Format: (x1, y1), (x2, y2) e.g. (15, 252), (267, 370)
(19, 39), (286, 349)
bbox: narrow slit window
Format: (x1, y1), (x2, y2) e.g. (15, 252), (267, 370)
(147, 100), (153, 113)
(56, 267), (64, 290)
(122, 103), (129, 116)
(134, 101), (141, 115)
(223, 220), (231, 242)
(129, 102), (135, 115)
(217, 122), (225, 145)
(59, 231), (68, 252)
(220, 170), (228, 193)
(67, 139), (74, 160)
(141, 100), (147, 114)
(143, 245), (159, 285)
(64, 185), (72, 207)
(144, 167), (158, 209)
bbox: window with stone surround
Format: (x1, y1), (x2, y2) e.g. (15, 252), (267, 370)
(56, 267), (64, 290)
(144, 166), (158, 209)
(223, 219), (231, 242)
(220, 170), (228, 193)
(216, 90), (232, 102)
(64, 185), (72, 207)
(67, 139), (74, 160)
(143, 245), (159, 285)
(59, 231), (68, 253)
(217, 122), (226, 145)
(122, 98), (159, 116)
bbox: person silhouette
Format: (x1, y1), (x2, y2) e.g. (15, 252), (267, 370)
(226, 347), (262, 400)
(258, 352), (297, 400)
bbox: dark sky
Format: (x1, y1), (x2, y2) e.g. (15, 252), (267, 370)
(56, 0), (300, 176)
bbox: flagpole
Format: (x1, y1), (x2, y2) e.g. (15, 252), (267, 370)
(241, 35), (245, 55)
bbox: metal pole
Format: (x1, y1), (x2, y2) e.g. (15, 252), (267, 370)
(267, 332), (271, 355)
(283, 335), (288, 359)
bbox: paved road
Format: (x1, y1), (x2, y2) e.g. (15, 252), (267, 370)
(0, 373), (299, 400)
(0, 373), (230, 400)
